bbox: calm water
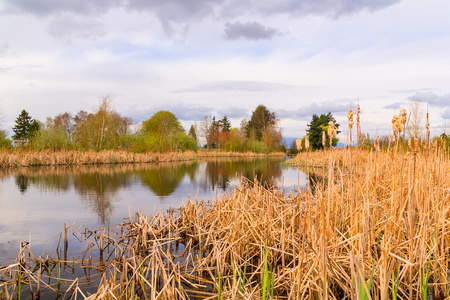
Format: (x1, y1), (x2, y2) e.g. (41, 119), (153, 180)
(0, 157), (307, 262)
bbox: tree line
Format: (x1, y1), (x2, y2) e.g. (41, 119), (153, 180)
(0, 97), (285, 153)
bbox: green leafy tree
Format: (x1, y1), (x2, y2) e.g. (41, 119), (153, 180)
(141, 111), (184, 136)
(74, 97), (131, 150)
(0, 104), (10, 148)
(0, 129), (10, 148)
(12, 109), (40, 141)
(140, 110), (195, 152)
(31, 117), (73, 151)
(306, 113), (340, 150)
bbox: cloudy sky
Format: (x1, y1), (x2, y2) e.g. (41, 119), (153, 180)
(0, 0), (449, 141)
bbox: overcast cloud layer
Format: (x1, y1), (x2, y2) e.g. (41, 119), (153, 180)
(0, 0), (449, 140)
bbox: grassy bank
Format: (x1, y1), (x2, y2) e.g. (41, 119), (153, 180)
(0, 149), (285, 168)
(1, 146), (449, 299)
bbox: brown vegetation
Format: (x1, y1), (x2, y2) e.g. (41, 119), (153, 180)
(0, 149), (285, 168)
(1, 144), (449, 299)
(0, 150), (197, 168)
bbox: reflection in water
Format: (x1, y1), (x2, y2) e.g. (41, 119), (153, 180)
(15, 174), (29, 193)
(138, 162), (198, 196)
(6, 158), (287, 224)
(73, 170), (130, 224)
(201, 158), (283, 191)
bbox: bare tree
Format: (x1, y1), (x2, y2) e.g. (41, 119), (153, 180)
(0, 99), (7, 140)
(407, 97), (425, 139)
(199, 116), (211, 149)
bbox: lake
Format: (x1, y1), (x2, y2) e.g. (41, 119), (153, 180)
(0, 157), (307, 263)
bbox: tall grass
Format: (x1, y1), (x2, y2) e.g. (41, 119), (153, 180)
(0, 148), (284, 168)
(0, 144), (448, 299)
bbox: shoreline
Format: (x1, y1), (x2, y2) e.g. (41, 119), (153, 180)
(0, 149), (286, 168)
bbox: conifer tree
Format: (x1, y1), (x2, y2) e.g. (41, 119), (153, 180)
(12, 109), (39, 140)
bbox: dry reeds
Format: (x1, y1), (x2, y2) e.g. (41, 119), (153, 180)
(1, 145), (449, 299)
(0, 149), (284, 169)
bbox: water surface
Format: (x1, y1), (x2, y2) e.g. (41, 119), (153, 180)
(0, 157), (307, 262)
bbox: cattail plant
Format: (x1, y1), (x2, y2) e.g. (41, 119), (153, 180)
(391, 115), (400, 143)
(425, 112), (430, 147)
(327, 121), (336, 149)
(414, 137), (419, 154)
(400, 108), (407, 145)
(305, 135), (310, 151)
(347, 109), (354, 147)
(322, 131), (326, 149)
(356, 104), (361, 147)
(408, 136), (412, 150)
(296, 139), (302, 152)
(374, 134), (380, 151)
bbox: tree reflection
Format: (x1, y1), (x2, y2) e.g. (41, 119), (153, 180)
(138, 162), (198, 197)
(15, 174), (29, 193)
(73, 168), (131, 224)
(8, 159), (288, 224)
(199, 158), (284, 191)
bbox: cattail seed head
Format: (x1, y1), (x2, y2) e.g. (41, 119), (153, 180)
(327, 121), (336, 138)
(414, 138), (419, 154)
(356, 104), (361, 145)
(296, 139), (302, 151)
(347, 110), (354, 130)
(400, 108), (407, 125)
(305, 135), (310, 150)
(322, 131), (326, 148)
(374, 134), (380, 151)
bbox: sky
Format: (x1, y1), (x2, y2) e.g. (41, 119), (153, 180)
(0, 0), (449, 142)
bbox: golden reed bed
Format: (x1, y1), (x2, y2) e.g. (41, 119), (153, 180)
(0, 149), (284, 168)
(1, 147), (449, 299)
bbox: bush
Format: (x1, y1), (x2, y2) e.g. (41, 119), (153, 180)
(31, 127), (73, 151)
(247, 140), (270, 153)
(130, 132), (197, 153)
(0, 130), (11, 148)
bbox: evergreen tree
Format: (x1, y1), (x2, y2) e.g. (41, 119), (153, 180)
(188, 124), (197, 143)
(306, 112), (340, 150)
(12, 109), (38, 140)
(220, 115), (231, 133)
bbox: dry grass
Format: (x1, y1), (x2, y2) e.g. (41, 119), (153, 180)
(0, 149), (284, 168)
(1, 145), (449, 299)
(197, 150), (285, 158)
(0, 149), (198, 168)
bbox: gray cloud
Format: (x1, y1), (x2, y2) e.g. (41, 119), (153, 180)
(383, 102), (404, 109)
(47, 16), (106, 42)
(442, 108), (450, 120)
(128, 102), (215, 123)
(3, 0), (400, 39)
(221, 0), (400, 19)
(224, 21), (281, 41)
(174, 80), (311, 93)
(277, 101), (351, 119)
(390, 88), (435, 94)
(217, 106), (249, 119)
(2, 0), (121, 16)
(407, 92), (450, 108)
